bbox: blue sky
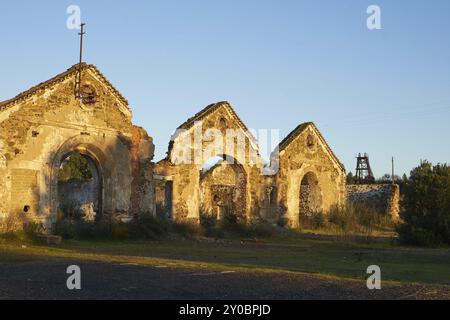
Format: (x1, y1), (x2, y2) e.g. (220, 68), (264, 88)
(1, 0), (449, 177)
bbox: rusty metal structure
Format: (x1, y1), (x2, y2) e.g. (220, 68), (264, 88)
(355, 153), (375, 184)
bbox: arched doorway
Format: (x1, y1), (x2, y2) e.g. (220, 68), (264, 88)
(199, 155), (247, 223)
(299, 172), (323, 225)
(49, 138), (107, 228)
(56, 152), (103, 223)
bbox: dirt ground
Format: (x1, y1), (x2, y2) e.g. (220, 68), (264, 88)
(1, 260), (449, 300)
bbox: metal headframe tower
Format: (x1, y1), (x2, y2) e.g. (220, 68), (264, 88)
(355, 153), (375, 184)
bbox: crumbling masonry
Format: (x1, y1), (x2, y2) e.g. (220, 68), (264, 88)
(1, 64), (348, 232)
(154, 102), (347, 228)
(0, 64), (155, 232)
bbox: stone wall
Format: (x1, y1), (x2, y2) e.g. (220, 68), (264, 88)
(275, 123), (347, 228)
(156, 102), (265, 223)
(347, 184), (400, 218)
(155, 103), (346, 228)
(57, 179), (98, 222)
(130, 126), (155, 217)
(200, 161), (247, 222)
(0, 64), (155, 232)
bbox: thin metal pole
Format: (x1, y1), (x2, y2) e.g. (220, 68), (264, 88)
(76, 23), (86, 99)
(392, 156), (395, 184)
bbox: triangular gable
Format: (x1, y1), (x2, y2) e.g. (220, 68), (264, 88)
(168, 101), (260, 157)
(177, 101), (258, 144)
(276, 122), (345, 172)
(0, 63), (130, 114)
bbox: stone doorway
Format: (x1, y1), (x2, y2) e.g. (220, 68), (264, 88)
(200, 156), (247, 223)
(164, 181), (173, 219)
(56, 152), (103, 223)
(299, 172), (323, 222)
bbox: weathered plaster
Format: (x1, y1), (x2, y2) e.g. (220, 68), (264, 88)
(0, 64), (155, 232)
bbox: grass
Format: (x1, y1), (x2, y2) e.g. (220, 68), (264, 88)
(1, 234), (449, 286)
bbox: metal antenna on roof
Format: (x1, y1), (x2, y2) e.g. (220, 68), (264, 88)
(74, 23), (86, 100)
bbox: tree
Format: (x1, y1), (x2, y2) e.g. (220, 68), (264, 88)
(397, 161), (450, 246)
(377, 173), (401, 184)
(346, 172), (355, 184)
(58, 153), (93, 181)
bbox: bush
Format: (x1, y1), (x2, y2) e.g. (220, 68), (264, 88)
(128, 214), (170, 240)
(300, 203), (392, 235)
(109, 221), (130, 239)
(23, 221), (45, 240)
(172, 222), (203, 238)
(221, 208), (238, 227)
(54, 219), (76, 239)
(300, 211), (327, 230)
(204, 226), (226, 239)
(328, 205), (358, 233)
(0, 213), (23, 233)
(54, 218), (98, 239)
(249, 222), (279, 238)
(397, 161), (450, 247)
(277, 217), (289, 228)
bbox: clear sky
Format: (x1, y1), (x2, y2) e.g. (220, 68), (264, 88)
(1, 0), (449, 177)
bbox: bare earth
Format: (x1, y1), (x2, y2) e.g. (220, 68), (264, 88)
(1, 261), (449, 300)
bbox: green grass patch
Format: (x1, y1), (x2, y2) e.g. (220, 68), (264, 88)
(1, 236), (449, 286)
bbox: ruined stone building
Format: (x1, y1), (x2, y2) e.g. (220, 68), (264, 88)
(0, 64), (155, 232)
(1, 64), (348, 232)
(154, 102), (347, 228)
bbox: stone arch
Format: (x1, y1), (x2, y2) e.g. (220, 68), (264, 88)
(299, 171), (323, 224)
(49, 135), (111, 226)
(56, 152), (102, 223)
(281, 166), (326, 228)
(199, 155), (248, 222)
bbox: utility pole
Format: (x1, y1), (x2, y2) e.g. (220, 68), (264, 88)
(392, 156), (395, 185)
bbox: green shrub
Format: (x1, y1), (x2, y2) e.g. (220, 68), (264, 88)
(128, 214), (170, 240)
(109, 221), (130, 239)
(277, 217), (289, 228)
(25, 224), (42, 241)
(298, 203), (392, 235)
(397, 161), (450, 247)
(300, 211), (327, 230)
(328, 205), (358, 232)
(172, 222), (203, 238)
(200, 213), (217, 230)
(74, 221), (96, 238)
(54, 219), (76, 239)
(249, 222), (279, 238)
(54, 218), (99, 240)
(204, 226), (225, 239)
(221, 208), (238, 227)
